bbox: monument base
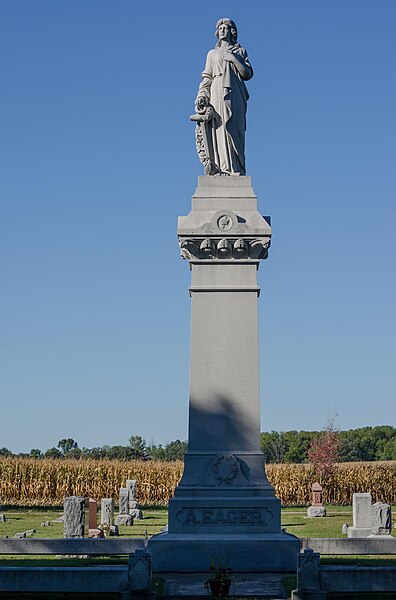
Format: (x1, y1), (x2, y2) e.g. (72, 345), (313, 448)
(149, 531), (300, 572)
(347, 527), (372, 538)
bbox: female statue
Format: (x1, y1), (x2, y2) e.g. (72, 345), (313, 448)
(192, 18), (253, 176)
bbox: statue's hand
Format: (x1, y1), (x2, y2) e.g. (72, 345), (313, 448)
(223, 52), (235, 63)
(196, 96), (208, 110)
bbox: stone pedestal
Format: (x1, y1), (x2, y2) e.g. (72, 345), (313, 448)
(149, 177), (299, 571)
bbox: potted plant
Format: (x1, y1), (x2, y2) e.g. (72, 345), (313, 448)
(204, 559), (232, 597)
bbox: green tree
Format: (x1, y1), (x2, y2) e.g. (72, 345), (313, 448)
(67, 447), (82, 459)
(338, 426), (396, 462)
(283, 430), (314, 463)
(260, 431), (287, 463)
(57, 438), (78, 456)
(107, 445), (137, 460)
(163, 439), (188, 461)
(150, 444), (166, 461)
(81, 446), (103, 459)
(0, 447), (13, 457)
(29, 449), (42, 459)
(128, 435), (149, 460)
(44, 447), (62, 458)
(379, 437), (396, 460)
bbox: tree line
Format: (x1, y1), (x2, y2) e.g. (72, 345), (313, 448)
(0, 426), (395, 463)
(0, 436), (188, 462)
(260, 426), (396, 463)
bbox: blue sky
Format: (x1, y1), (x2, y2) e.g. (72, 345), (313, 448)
(1, 1), (395, 453)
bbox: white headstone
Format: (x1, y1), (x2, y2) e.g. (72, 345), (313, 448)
(347, 492), (372, 538)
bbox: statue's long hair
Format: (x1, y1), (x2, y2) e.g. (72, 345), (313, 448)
(215, 18), (238, 46)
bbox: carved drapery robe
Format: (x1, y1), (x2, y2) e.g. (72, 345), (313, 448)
(197, 44), (253, 175)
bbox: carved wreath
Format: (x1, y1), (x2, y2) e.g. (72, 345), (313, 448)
(212, 454), (239, 483)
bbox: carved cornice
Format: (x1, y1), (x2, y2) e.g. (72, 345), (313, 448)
(178, 209), (271, 261)
(179, 236), (270, 261)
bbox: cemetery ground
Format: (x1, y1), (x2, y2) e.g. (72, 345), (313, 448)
(0, 504), (395, 568)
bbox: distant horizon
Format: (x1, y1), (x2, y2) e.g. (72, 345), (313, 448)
(3, 423), (396, 456)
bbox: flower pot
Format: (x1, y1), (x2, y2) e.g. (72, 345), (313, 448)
(208, 578), (232, 597)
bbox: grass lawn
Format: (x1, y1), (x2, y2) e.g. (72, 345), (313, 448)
(0, 505), (395, 570)
(0, 505), (342, 538)
(0, 506), (168, 539)
(0, 506), (168, 565)
(1, 504), (395, 541)
(281, 504), (354, 538)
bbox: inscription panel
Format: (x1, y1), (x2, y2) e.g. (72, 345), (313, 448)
(176, 507), (274, 527)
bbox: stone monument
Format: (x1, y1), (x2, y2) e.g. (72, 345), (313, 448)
(100, 498), (114, 527)
(347, 493), (372, 538)
(116, 487), (134, 526)
(371, 502), (392, 536)
(126, 479), (143, 520)
(63, 496), (86, 538)
(88, 497), (97, 529)
(307, 482), (326, 517)
(149, 19), (299, 571)
(292, 548), (326, 600)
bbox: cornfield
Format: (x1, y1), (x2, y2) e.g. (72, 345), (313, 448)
(265, 462), (396, 505)
(0, 457), (395, 506)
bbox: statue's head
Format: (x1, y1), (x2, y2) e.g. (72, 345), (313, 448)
(215, 18), (238, 45)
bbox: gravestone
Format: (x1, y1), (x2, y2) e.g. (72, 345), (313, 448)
(88, 498), (97, 530)
(116, 487), (134, 526)
(116, 514), (133, 526)
(312, 482), (323, 506)
(371, 502), (392, 535)
(149, 181), (299, 570)
(347, 492), (372, 538)
(292, 548), (326, 600)
(148, 18), (299, 572)
(128, 549), (152, 590)
(63, 496), (86, 538)
(88, 497), (102, 537)
(126, 479), (143, 519)
(307, 482), (326, 517)
(100, 498), (114, 527)
(119, 488), (129, 514)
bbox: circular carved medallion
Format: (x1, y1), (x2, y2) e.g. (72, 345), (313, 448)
(212, 454), (239, 483)
(217, 215), (233, 231)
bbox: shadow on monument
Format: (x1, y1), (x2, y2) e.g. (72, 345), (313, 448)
(188, 392), (260, 453)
